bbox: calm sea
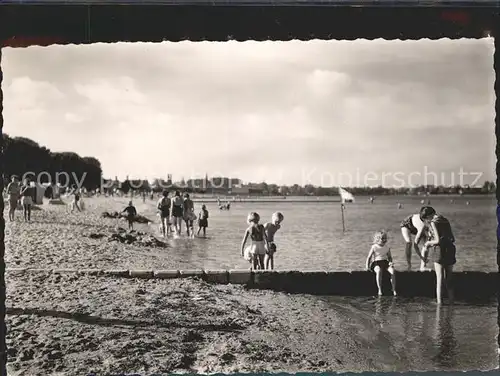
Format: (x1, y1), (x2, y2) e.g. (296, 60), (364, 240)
(134, 195), (497, 272)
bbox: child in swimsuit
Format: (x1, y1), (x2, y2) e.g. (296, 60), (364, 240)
(197, 204), (209, 238)
(122, 201), (137, 231)
(366, 230), (397, 296)
(157, 190), (171, 237)
(264, 212), (284, 270)
(240, 212), (268, 270)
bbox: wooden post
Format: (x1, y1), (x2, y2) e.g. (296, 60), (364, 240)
(341, 202), (346, 233)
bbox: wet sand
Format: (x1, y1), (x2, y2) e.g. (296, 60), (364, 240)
(4, 197), (499, 374)
(6, 272), (403, 375)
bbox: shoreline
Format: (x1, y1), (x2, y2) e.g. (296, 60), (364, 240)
(5, 267), (498, 301)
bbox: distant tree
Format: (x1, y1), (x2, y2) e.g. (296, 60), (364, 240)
(257, 182), (269, 194)
(267, 184), (279, 196)
(3, 134), (102, 191)
(278, 185), (289, 196)
(304, 184), (315, 195)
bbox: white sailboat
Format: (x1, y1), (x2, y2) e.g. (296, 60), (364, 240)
(339, 187), (355, 203)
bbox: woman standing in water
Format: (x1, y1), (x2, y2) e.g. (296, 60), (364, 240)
(20, 178), (35, 222)
(421, 210), (456, 305)
(170, 190), (184, 236)
(400, 206), (433, 271)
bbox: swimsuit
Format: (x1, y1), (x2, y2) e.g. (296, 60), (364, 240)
(429, 215), (456, 266)
(247, 225), (267, 256)
(370, 244), (391, 271)
(124, 206), (137, 221)
(267, 242), (277, 255)
(172, 199), (183, 217)
(183, 200), (196, 221)
(400, 214), (419, 235)
(158, 198), (171, 218)
(198, 211), (209, 227)
(20, 187), (34, 206)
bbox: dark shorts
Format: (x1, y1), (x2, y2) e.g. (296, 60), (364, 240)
(266, 242), (277, 255)
(430, 242), (456, 266)
(160, 208), (170, 218)
(126, 215), (135, 223)
(198, 219), (208, 227)
(400, 215), (418, 235)
(172, 206), (183, 218)
(370, 260), (390, 271)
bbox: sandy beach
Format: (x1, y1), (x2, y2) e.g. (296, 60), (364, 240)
(4, 197), (392, 375)
(5, 196), (188, 271)
(6, 271), (398, 375)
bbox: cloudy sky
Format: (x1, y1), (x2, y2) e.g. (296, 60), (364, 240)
(2, 39), (495, 187)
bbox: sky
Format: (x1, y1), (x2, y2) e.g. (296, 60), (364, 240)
(2, 39), (496, 188)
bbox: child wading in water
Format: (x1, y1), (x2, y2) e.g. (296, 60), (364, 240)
(241, 212), (268, 270)
(366, 230), (397, 296)
(264, 212), (284, 270)
(122, 201), (137, 231)
(197, 204), (209, 238)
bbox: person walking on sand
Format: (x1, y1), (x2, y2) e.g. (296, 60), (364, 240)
(366, 230), (397, 296)
(20, 178), (35, 222)
(183, 193), (196, 238)
(400, 206), (433, 271)
(171, 190), (184, 236)
(122, 201), (138, 231)
(157, 190), (172, 238)
(420, 210), (456, 305)
(71, 186), (82, 213)
(241, 212), (269, 270)
(264, 212), (284, 270)
(197, 204), (209, 238)
(6, 175), (21, 222)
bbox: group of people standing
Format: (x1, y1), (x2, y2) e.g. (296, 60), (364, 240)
(156, 190), (209, 238)
(366, 206), (456, 304)
(5, 175), (36, 222)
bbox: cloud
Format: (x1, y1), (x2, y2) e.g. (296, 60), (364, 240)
(1, 39), (495, 186)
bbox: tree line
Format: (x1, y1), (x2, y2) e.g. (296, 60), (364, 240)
(2, 135), (102, 191)
(3, 135), (494, 197)
(105, 178), (496, 196)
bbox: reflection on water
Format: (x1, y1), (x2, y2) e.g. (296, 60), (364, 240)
(433, 305), (458, 368)
(321, 296), (498, 371)
(127, 195), (496, 271)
